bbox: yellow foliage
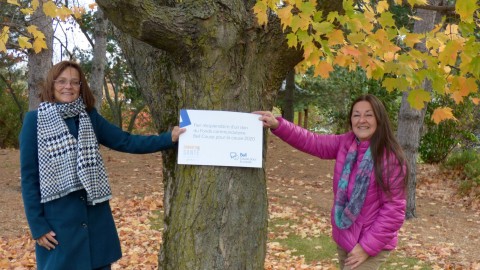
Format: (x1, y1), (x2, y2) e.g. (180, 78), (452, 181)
(377, 1), (389, 13)
(32, 0), (39, 10)
(27, 25), (47, 53)
(43, 1), (58, 18)
(20, 8), (35, 15)
(456, 0), (479, 23)
(0, 26), (9, 53)
(7, 0), (20, 6)
(254, 0), (480, 113)
(431, 107), (457, 124)
(327, 30), (345, 46)
(277, 5), (293, 31)
(72, 7), (86, 19)
(314, 62), (333, 79)
(407, 89), (431, 110)
(57, 6), (73, 21)
(18, 36), (33, 49)
(88, 3), (98, 10)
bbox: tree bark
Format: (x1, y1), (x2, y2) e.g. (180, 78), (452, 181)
(27, 1), (53, 110)
(96, 0), (345, 268)
(303, 108), (309, 129)
(90, 9), (108, 110)
(397, 0), (444, 219)
(282, 69), (295, 122)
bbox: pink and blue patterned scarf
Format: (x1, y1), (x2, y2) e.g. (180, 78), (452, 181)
(334, 140), (373, 229)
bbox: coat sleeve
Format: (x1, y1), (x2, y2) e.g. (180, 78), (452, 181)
(89, 109), (176, 153)
(19, 111), (52, 239)
(271, 117), (346, 160)
(359, 158), (407, 256)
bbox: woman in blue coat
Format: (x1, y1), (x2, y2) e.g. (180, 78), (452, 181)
(19, 60), (185, 270)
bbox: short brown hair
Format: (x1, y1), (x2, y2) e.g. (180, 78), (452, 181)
(40, 60), (96, 111)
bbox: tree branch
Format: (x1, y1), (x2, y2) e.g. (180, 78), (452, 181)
(413, 4), (455, 12)
(96, 0), (199, 55)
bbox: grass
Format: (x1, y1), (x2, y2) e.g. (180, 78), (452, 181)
(277, 234), (337, 262)
(150, 211), (433, 269)
(269, 217), (433, 269)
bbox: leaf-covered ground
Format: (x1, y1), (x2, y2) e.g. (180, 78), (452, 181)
(0, 136), (479, 269)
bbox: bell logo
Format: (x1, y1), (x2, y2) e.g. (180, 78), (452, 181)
(240, 153), (247, 157)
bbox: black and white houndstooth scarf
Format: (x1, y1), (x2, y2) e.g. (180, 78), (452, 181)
(37, 97), (111, 205)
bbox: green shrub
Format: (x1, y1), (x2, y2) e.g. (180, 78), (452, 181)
(443, 150), (480, 195)
(0, 91), (27, 149)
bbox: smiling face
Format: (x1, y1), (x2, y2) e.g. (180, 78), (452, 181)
(350, 100), (377, 142)
(53, 67), (81, 104)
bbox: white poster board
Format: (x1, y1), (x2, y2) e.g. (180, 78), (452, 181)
(177, 109), (263, 168)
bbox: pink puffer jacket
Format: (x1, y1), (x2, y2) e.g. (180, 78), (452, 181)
(271, 117), (406, 256)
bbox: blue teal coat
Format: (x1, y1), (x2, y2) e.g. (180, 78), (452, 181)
(19, 108), (175, 270)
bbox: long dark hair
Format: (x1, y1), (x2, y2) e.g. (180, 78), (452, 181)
(40, 60), (95, 111)
(348, 94), (408, 195)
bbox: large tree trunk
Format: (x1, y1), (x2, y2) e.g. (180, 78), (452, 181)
(397, 0), (443, 219)
(96, 0), (343, 268)
(27, 1), (53, 110)
(90, 9), (108, 110)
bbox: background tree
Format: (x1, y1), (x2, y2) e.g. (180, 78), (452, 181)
(296, 66), (402, 134)
(397, 0), (445, 219)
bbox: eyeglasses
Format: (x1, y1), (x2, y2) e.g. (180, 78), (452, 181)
(54, 79), (82, 88)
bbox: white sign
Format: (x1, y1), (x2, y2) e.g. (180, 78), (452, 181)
(177, 109), (263, 168)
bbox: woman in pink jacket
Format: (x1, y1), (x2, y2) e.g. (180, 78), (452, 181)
(255, 94), (408, 270)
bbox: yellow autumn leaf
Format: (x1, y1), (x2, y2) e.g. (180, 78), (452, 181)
(27, 25), (44, 39)
(286, 32), (297, 48)
(438, 39), (462, 67)
(408, 15), (423, 21)
(431, 107), (457, 124)
(27, 25), (47, 53)
(456, 0), (479, 23)
(21, 8), (35, 15)
(32, 0), (39, 10)
(7, 0), (20, 6)
(333, 54), (352, 67)
(277, 5), (293, 30)
(307, 49), (323, 67)
(88, 3), (97, 10)
(297, 14), (312, 31)
(327, 29), (345, 46)
(72, 7), (86, 19)
(253, 1), (268, 26)
(403, 32), (422, 48)
(407, 89), (430, 110)
(341, 45), (361, 57)
(303, 42), (315, 60)
(413, 0), (428, 5)
(18, 36), (33, 49)
(57, 6), (73, 21)
(471, 97), (480, 105)
(0, 27), (9, 53)
(377, 1), (389, 13)
(314, 61), (334, 78)
(43, 1), (58, 18)
(33, 38), (47, 53)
